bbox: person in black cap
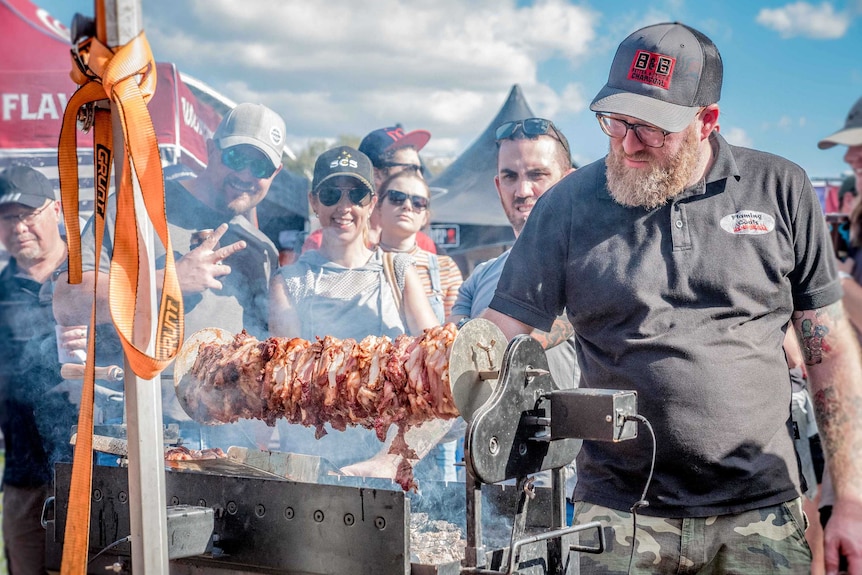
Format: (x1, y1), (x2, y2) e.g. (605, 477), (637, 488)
(0, 165), (77, 574)
(302, 126), (438, 254)
(269, 145), (438, 471)
(482, 22), (862, 573)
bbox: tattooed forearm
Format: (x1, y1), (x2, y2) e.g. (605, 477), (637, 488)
(791, 303), (844, 366)
(530, 314), (574, 350)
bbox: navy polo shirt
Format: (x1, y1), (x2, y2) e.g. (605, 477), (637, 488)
(490, 132), (841, 517)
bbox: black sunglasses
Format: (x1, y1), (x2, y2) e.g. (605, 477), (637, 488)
(221, 146), (277, 179)
(383, 189), (429, 211)
(495, 117), (571, 157)
(316, 186), (373, 207)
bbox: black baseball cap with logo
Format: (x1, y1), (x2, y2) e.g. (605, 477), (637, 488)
(311, 146), (375, 196)
(590, 22), (723, 133)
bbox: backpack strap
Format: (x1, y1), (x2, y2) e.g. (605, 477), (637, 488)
(427, 253), (442, 293)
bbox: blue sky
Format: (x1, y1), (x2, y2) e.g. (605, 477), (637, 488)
(34, 0), (862, 179)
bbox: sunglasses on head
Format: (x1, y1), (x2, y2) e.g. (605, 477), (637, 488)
(495, 117), (571, 157)
(316, 186), (373, 207)
(383, 189), (429, 211)
(221, 146), (277, 179)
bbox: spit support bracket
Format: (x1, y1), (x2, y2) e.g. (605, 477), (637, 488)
(464, 334), (581, 484)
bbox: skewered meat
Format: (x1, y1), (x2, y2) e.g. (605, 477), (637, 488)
(181, 324), (460, 490)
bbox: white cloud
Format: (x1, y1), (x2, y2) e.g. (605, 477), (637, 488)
(721, 127), (754, 148)
(141, 0), (599, 154)
(755, 2), (851, 39)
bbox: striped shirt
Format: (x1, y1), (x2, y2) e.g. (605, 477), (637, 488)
(406, 246), (463, 320)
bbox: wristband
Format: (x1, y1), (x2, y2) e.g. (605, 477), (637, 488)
(839, 271), (854, 281)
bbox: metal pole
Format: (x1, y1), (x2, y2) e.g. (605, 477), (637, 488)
(101, 0), (170, 571)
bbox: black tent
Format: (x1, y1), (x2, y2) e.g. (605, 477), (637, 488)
(429, 85), (536, 257)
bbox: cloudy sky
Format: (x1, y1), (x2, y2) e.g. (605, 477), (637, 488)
(39, 0), (862, 179)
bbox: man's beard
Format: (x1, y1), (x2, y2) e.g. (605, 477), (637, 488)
(605, 126), (702, 209)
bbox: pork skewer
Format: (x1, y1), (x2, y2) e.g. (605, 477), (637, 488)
(174, 324), (464, 490)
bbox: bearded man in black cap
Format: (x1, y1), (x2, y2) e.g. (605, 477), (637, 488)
(0, 165), (77, 574)
(482, 22), (862, 574)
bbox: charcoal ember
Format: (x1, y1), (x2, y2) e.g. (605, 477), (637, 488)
(409, 512), (466, 565)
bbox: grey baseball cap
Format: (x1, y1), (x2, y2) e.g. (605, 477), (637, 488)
(818, 96), (862, 149)
(214, 103), (286, 169)
(590, 22), (723, 133)
(0, 165), (57, 208)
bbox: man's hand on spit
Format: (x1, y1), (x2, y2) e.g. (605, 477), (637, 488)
(824, 498), (862, 575)
(176, 223), (246, 293)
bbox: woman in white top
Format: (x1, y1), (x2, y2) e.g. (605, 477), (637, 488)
(268, 146), (438, 468)
(269, 146), (437, 342)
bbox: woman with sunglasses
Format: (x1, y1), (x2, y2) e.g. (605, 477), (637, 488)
(268, 147), (439, 469)
(373, 170), (463, 324)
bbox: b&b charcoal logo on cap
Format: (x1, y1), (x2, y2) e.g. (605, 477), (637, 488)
(628, 50), (676, 90)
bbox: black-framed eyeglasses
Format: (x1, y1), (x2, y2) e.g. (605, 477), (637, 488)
(378, 161), (424, 176)
(595, 113), (671, 148)
(495, 117), (571, 157)
(383, 189), (429, 212)
(316, 186), (373, 207)
(0, 201), (52, 226)
(221, 146), (277, 179)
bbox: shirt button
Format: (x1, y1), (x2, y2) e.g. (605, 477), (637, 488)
(675, 220), (683, 229)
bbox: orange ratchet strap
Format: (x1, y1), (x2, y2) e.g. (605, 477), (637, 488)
(57, 28), (183, 574)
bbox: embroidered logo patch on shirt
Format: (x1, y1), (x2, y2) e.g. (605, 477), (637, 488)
(627, 50), (676, 90)
(719, 211), (775, 235)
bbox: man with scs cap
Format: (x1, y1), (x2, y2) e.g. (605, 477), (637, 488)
(482, 22), (862, 573)
(54, 103), (287, 447)
(0, 166), (77, 574)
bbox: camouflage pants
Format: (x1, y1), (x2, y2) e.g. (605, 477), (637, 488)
(572, 498), (812, 574)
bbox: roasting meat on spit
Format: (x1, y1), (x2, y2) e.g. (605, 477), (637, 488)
(176, 324), (461, 490)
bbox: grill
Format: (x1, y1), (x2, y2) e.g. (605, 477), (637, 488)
(46, 319), (638, 574)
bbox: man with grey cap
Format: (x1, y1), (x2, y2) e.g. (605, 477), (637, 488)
(54, 103), (287, 448)
(482, 22), (862, 573)
(0, 165), (77, 574)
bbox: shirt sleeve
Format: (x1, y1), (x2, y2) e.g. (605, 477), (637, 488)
(450, 267), (477, 318)
(787, 171), (843, 311)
